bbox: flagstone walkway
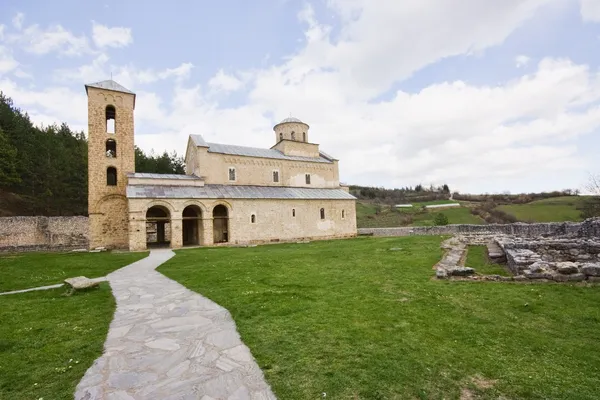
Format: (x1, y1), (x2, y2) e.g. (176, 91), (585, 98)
(75, 249), (276, 400)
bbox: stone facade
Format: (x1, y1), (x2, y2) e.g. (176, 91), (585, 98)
(127, 198), (356, 251)
(0, 216), (88, 252)
(185, 146), (340, 188)
(86, 82), (135, 250)
(86, 80), (356, 251)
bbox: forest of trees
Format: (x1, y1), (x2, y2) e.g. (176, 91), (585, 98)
(0, 93), (184, 216)
(349, 183), (451, 204)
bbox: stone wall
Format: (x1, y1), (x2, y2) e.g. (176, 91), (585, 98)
(0, 216), (88, 252)
(358, 221), (586, 237)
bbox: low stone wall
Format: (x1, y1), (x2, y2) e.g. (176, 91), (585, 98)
(0, 216), (88, 252)
(358, 221), (586, 238)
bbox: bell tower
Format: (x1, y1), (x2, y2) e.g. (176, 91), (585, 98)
(85, 80), (136, 249)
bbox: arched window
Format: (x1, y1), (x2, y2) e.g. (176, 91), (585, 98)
(291, 131), (295, 140)
(320, 208), (325, 220)
(251, 214), (256, 223)
(107, 167), (117, 186)
(106, 139), (116, 157)
(292, 209), (296, 217)
(106, 105), (116, 134)
(303, 132), (306, 142)
(342, 210), (345, 219)
(273, 170), (279, 183)
(279, 132), (283, 141)
(305, 174), (311, 184)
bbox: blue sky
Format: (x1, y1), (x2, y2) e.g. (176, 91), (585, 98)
(1, 0), (599, 193)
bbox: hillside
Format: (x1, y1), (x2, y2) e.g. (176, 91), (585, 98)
(357, 201), (485, 228)
(357, 195), (599, 228)
(496, 196), (593, 223)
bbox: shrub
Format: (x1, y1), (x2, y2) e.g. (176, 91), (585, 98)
(433, 213), (449, 226)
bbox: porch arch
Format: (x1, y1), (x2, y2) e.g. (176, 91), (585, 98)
(146, 205), (171, 248)
(182, 205), (203, 246)
(212, 204), (229, 243)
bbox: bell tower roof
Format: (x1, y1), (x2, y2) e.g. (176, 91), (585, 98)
(85, 80), (135, 95)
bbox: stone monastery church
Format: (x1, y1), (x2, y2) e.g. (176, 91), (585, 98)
(86, 80), (357, 251)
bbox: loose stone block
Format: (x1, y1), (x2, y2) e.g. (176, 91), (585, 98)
(65, 276), (100, 290)
(435, 268), (448, 279)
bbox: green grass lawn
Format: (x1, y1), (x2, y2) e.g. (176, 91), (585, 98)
(465, 245), (511, 276)
(160, 237), (600, 399)
(357, 201), (484, 228)
(0, 284), (115, 399)
(0, 251), (148, 292)
(496, 196), (591, 223)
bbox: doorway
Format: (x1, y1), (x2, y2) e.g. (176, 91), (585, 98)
(213, 205), (229, 243)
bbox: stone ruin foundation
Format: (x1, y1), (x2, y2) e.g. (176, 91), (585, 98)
(436, 218), (600, 283)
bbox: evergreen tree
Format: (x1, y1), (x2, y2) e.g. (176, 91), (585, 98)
(0, 127), (20, 187)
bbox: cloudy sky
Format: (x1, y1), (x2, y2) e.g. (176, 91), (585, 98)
(1, 0), (599, 193)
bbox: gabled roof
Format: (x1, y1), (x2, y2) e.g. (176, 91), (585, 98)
(189, 134), (209, 147)
(206, 142), (333, 163)
(85, 80), (135, 94)
(127, 184), (356, 200)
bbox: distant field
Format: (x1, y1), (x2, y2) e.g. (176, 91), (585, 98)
(496, 196), (591, 223)
(356, 201), (484, 228)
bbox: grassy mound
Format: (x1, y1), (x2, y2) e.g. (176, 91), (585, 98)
(496, 196), (590, 223)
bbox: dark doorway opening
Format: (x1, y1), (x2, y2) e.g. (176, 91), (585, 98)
(213, 205), (229, 243)
(182, 205), (202, 246)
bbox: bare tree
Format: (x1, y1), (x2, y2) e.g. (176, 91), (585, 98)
(587, 173), (600, 195)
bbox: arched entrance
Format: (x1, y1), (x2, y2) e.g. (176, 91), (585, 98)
(213, 205), (229, 243)
(182, 205), (203, 246)
(146, 206), (171, 248)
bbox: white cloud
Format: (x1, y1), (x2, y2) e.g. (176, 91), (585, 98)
(53, 58), (193, 88)
(0, 78), (88, 131)
(581, 0), (600, 22)
(12, 13), (24, 30)
(516, 55), (531, 67)
(3, 1), (599, 193)
(5, 16), (92, 56)
(91, 21), (133, 48)
(0, 25), (5, 40)
(208, 70), (244, 92)
(0, 46), (18, 74)
(294, 0), (558, 99)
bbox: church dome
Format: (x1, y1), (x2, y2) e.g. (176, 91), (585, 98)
(279, 116), (303, 124)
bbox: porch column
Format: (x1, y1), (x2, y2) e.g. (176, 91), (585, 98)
(201, 217), (214, 246)
(171, 217), (183, 249)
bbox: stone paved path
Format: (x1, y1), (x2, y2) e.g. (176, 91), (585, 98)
(75, 249), (276, 400)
